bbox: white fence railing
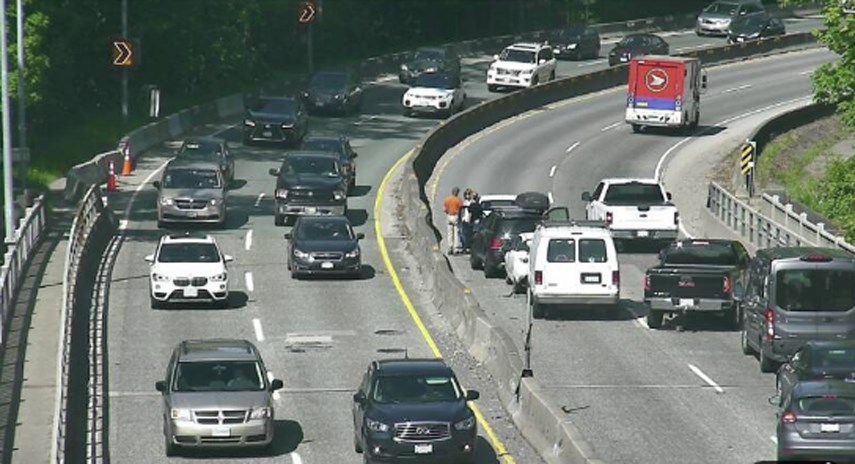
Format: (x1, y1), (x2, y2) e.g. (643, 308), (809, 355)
(0, 195), (47, 344)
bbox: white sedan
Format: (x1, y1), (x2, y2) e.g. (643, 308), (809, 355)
(504, 232), (533, 294)
(402, 71), (466, 118)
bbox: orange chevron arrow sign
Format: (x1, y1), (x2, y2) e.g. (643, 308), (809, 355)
(299, 1), (316, 24)
(112, 40), (134, 67)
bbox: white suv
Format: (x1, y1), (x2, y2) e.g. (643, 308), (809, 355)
(145, 233), (233, 309)
(486, 42), (557, 91)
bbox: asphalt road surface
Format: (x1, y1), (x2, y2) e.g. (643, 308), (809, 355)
(103, 18), (826, 464)
(431, 47), (838, 464)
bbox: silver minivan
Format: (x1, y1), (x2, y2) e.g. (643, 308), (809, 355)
(696, 0), (766, 36)
(155, 339), (284, 456)
(154, 158), (228, 228)
(740, 247), (855, 373)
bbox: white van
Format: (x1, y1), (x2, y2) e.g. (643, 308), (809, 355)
(528, 220), (620, 318)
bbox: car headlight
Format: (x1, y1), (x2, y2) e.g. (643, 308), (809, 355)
(425, 67), (437, 73)
(281, 122), (294, 129)
(520, 68), (534, 75)
(210, 272), (228, 282)
(334, 94), (344, 100)
(567, 43), (578, 49)
(152, 272), (170, 282)
(401, 64), (409, 71)
(294, 249), (311, 260)
(276, 189), (289, 199)
(209, 198), (218, 206)
(250, 407), (272, 419)
(366, 418), (390, 432)
(244, 119), (256, 126)
(345, 248), (360, 258)
(454, 416), (476, 430)
(333, 190), (346, 201)
(170, 408), (191, 421)
(160, 197), (173, 206)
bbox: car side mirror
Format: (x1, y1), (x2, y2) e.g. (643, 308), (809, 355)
(768, 395), (781, 406)
(155, 380), (167, 393)
(152, 180), (161, 190)
(581, 192), (592, 202)
(666, 192), (673, 201)
(465, 390), (480, 401)
(356, 233), (365, 240)
(223, 255), (234, 263)
(144, 254), (155, 264)
(353, 391), (367, 404)
(269, 168), (280, 176)
(539, 59), (547, 65)
(284, 233), (293, 240)
(270, 379), (284, 391)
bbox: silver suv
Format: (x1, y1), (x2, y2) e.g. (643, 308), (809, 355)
(155, 339), (284, 456)
(154, 158), (228, 228)
(696, 0), (766, 36)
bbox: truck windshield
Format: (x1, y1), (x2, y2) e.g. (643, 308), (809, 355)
(603, 183), (665, 204)
(663, 243), (738, 266)
(775, 269), (855, 312)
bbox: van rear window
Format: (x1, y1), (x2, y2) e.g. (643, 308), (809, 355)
(579, 239), (607, 263)
(776, 269), (855, 312)
(547, 239), (576, 263)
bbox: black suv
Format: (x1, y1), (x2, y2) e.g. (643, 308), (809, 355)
(269, 151), (348, 226)
(299, 134), (359, 193)
(243, 96), (309, 147)
(285, 215), (364, 279)
(352, 358), (479, 464)
(552, 25), (601, 60)
(302, 70), (364, 116)
(399, 47), (461, 85)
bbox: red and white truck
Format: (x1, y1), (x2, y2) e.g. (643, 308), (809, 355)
(625, 56), (707, 133)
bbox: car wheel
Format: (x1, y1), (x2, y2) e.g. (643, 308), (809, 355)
(532, 300), (546, 319)
(760, 347), (778, 373)
(484, 261), (501, 278)
(156, 220), (165, 229)
(740, 325), (756, 355)
(513, 281), (525, 295)
(647, 309), (664, 329)
(215, 295), (230, 310)
(631, 124), (642, 133)
(549, 70), (556, 81)
(291, 268), (300, 280)
(505, 275), (513, 285)
(469, 254), (483, 270)
(487, 84), (498, 93)
(531, 76), (539, 86)
(354, 432), (363, 453)
(164, 435), (178, 457)
(150, 296), (164, 310)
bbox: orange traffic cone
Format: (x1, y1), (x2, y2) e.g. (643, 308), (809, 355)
(121, 146), (133, 176)
(107, 160), (117, 192)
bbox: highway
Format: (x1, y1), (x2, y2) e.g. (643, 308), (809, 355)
(431, 47), (838, 464)
(102, 17), (825, 464)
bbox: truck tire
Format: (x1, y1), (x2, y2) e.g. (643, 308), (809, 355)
(631, 124), (641, 133)
(760, 347), (778, 373)
(647, 310), (664, 329)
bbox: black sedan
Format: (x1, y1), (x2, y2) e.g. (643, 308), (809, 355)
(773, 380), (855, 462)
(552, 25), (601, 60)
(727, 14), (786, 43)
(299, 134), (359, 193)
(302, 70), (364, 116)
(243, 96), (308, 147)
(776, 341), (855, 404)
(174, 137), (235, 184)
(399, 46), (461, 85)
(285, 215), (363, 279)
(608, 33), (669, 67)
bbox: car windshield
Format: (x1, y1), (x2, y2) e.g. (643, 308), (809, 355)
(618, 35), (648, 47)
(796, 396), (855, 416)
(158, 243), (221, 263)
(251, 98), (295, 115)
(372, 374), (462, 403)
(414, 73), (456, 89)
(558, 27), (586, 40)
(663, 243), (739, 266)
(775, 269), (855, 312)
(732, 14), (766, 29)
(603, 183), (665, 203)
(414, 49), (444, 61)
(285, 157), (339, 177)
(705, 2), (739, 14)
(162, 169), (221, 189)
(177, 141), (222, 159)
(296, 220), (352, 241)
(499, 48), (536, 64)
(311, 73), (347, 90)
(813, 348), (855, 371)
(301, 139), (343, 155)
(172, 361), (265, 392)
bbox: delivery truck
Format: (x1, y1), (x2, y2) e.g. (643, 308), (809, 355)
(625, 56), (707, 133)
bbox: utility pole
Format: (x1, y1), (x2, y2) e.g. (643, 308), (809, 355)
(307, 21), (313, 74)
(121, 0), (128, 122)
(2, 0), (16, 238)
(16, 0), (27, 197)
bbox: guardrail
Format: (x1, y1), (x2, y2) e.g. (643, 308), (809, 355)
(52, 185), (117, 464)
(398, 32), (822, 464)
(0, 195), (47, 345)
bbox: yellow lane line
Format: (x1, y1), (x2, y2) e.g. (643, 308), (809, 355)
(374, 148), (517, 464)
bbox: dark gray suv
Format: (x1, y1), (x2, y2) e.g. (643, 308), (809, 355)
(740, 247), (855, 373)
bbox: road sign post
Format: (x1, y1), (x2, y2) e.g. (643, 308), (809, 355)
(740, 140), (757, 198)
(299, 1), (317, 74)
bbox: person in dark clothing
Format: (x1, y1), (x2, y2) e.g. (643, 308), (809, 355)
(465, 192), (483, 250)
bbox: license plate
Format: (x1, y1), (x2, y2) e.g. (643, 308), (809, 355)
(584, 275), (600, 283)
(263, 131), (273, 137)
(821, 423), (840, 433)
(212, 427), (230, 437)
(679, 298), (694, 307)
(321, 261), (334, 269)
(184, 287), (199, 298)
(414, 444), (433, 454)
(305, 207), (317, 214)
(637, 230), (649, 237)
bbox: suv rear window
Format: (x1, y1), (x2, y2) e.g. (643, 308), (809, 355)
(499, 217), (540, 235)
(579, 239), (607, 263)
(776, 269), (855, 312)
(547, 239), (576, 263)
(796, 396), (855, 415)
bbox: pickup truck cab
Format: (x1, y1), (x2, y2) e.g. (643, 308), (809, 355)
(643, 239), (750, 329)
(269, 151), (348, 226)
(528, 220), (620, 319)
(582, 178), (679, 249)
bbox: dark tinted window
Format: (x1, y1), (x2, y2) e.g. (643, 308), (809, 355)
(603, 183), (665, 203)
(301, 139), (343, 155)
(311, 73), (347, 90)
(663, 243), (739, 266)
(618, 35), (649, 48)
(499, 217), (540, 235)
(813, 348), (855, 371)
(481, 199), (515, 211)
(414, 72), (457, 89)
(579, 239), (608, 263)
(158, 243), (221, 263)
(252, 98), (296, 114)
(775, 269), (855, 312)
(796, 396), (855, 415)
(284, 157), (339, 176)
(162, 168), (221, 189)
(372, 374), (462, 403)
(415, 49), (444, 61)
(547, 239), (576, 263)
(173, 361), (264, 392)
(295, 220), (352, 241)
(705, 2), (740, 15)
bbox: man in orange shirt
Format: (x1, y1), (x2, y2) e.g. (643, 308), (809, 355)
(443, 187), (463, 254)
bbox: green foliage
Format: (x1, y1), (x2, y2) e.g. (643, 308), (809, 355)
(802, 156), (855, 242)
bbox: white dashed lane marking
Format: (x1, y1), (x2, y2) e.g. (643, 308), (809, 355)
(688, 364), (725, 394)
(549, 165), (557, 177)
(565, 141), (580, 153)
(601, 121), (622, 132)
(245, 229), (253, 251)
(252, 318), (265, 342)
(255, 193), (265, 207)
(245, 271), (254, 292)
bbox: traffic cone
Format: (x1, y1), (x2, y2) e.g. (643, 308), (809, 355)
(107, 160), (117, 192)
(121, 146), (133, 176)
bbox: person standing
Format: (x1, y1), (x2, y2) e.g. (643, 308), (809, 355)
(443, 187), (463, 254)
(467, 192), (483, 248)
(459, 189), (473, 253)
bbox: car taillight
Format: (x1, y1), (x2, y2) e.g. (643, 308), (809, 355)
(674, 211), (680, 226)
(644, 274), (650, 291)
(489, 237), (503, 250)
(765, 307), (775, 341)
(534, 270), (543, 286)
(605, 212), (613, 225)
(612, 270), (620, 287)
(781, 411), (796, 424)
(723, 275), (732, 294)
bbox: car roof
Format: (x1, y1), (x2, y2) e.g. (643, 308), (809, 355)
(284, 151), (341, 161)
(177, 339), (260, 362)
(166, 157), (221, 170)
(181, 137), (224, 146)
(492, 208), (543, 219)
(601, 177), (660, 184)
(792, 379), (855, 398)
(537, 224), (611, 237)
(507, 42), (546, 50)
(756, 247), (855, 261)
(635, 55), (698, 64)
(622, 33), (660, 39)
(480, 194), (517, 201)
(375, 358), (453, 377)
(416, 46), (446, 54)
(257, 95), (298, 103)
(295, 215), (351, 225)
(160, 232), (215, 244)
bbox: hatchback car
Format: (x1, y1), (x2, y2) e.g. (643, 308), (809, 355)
(352, 358), (479, 464)
(299, 134), (359, 193)
(155, 339), (284, 456)
(727, 14), (786, 43)
(696, 0), (767, 36)
(243, 96), (309, 146)
(146, 233), (233, 309)
(302, 70), (364, 116)
(175, 138), (235, 185)
(607, 33), (669, 67)
(285, 215), (364, 279)
(776, 341), (855, 404)
(552, 25), (601, 60)
(154, 158), (228, 228)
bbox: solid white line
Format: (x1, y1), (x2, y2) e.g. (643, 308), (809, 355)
(289, 451), (303, 464)
(255, 193), (265, 207)
(799, 70), (813, 76)
(549, 165), (557, 177)
(565, 141), (580, 153)
(687, 364), (725, 394)
(245, 271), (254, 292)
(547, 192), (554, 205)
(722, 84), (752, 94)
(770, 436), (777, 444)
(578, 59), (607, 67)
(267, 372), (282, 401)
(601, 121), (622, 132)
(252, 318), (265, 342)
(245, 230), (253, 251)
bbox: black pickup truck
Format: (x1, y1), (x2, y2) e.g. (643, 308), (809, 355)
(643, 239), (751, 329)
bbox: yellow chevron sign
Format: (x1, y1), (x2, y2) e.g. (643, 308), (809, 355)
(740, 141), (756, 175)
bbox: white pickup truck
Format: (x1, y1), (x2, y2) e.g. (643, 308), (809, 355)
(581, 178), (679, 247)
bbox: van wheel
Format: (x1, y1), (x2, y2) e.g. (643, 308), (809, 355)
(740, 326), (756, 355)
(165, 435), (178, 457)
(760, 347), (778, 373)
(647, 310), (663, 329)
(532, 301), (545, 319)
